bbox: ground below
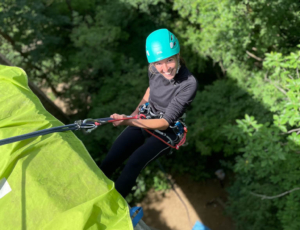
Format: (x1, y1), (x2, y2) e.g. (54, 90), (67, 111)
(138, 176), (235, 230)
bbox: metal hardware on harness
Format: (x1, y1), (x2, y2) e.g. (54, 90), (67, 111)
(172, 121), (185, 136)
(138, 102), (152, 119)
(138, 102), (188, 151)
(74, 119), (98, 134)
(170, 120), (188, 146)
(139, 103), (187, 135)
(139, 102), (149, 113)
(154, 129), (175, 147)
(139, 102), (164, 119)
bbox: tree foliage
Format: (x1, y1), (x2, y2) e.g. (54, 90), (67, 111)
(2, 0), (300, 228)
(172, 0), (300, 228)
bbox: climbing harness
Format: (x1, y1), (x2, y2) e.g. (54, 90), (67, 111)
(138, 102), (188, 150)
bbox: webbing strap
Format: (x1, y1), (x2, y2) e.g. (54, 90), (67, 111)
(0, 124), (79, 146)
(0, 116), (137, 147)
(130, 206), (144, 227)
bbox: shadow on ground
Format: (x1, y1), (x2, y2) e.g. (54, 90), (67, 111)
(139, 175), (235, 230)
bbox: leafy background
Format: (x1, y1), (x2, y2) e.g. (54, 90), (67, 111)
(1, 0), (300, 229)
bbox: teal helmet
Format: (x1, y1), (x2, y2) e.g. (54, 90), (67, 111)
(146, 28), (180, 63)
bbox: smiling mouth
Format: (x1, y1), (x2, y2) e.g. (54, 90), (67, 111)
(162, 70), (173, 75)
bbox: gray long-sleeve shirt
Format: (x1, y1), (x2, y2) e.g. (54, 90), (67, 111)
(148, 65), (198, 125)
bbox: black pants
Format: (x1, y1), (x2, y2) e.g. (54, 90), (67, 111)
(100, 126), (177, 198)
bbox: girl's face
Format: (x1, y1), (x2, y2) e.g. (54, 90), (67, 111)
(153, 55), (179, 80)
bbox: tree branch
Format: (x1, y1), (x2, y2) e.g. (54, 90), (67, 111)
(264, 78), (288, 96)
(250, 188), (300, 200)
(219, 60), (226, 76)
(246, 50), (263, 61)
(279, 142), (288, 146)
(0, 52), (13, 66)
(65, 0), (73, 13)
(0, 29), (15, 46)
(287, 128), (300, 134)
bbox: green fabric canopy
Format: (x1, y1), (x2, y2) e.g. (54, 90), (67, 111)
(0, 65), (133, 230)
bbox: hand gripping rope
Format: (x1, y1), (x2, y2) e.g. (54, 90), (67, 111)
(0, 115), (187, 149)
(83, 115), (188, 150)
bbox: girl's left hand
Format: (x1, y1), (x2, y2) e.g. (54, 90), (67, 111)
(110, 113), (127, 126)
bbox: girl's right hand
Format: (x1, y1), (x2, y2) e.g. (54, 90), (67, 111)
(110, 113), (127, 126)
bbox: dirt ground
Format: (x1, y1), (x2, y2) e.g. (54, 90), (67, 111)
(138, 176), (235, 230)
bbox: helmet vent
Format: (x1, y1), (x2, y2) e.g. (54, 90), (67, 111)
(171, 35), (173, 40)
(170, 42), (174, 48)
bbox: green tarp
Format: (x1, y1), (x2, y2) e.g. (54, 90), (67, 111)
(0, 65), (133, 230)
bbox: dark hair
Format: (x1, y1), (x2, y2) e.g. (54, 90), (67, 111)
(179, 57), (186, 66)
